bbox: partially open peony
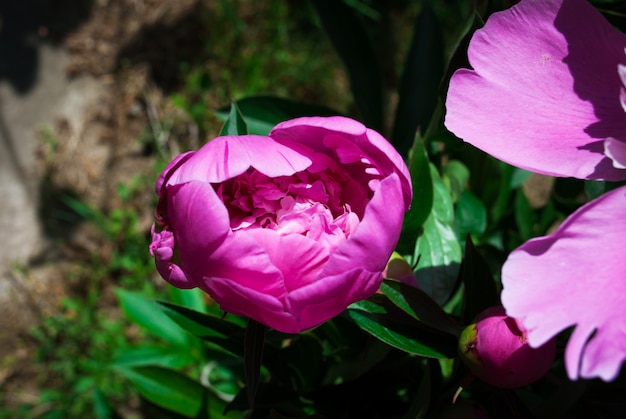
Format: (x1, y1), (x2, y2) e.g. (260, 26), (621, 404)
(150, 116), (412, 333)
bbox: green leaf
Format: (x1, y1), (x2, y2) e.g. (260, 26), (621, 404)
(454, 189), (487, 239)
(244, 319), (266, 410)
(413, 165), (462, 305)
(93, 388), (122, 419)
(115, 289), (188, 346)
(397, 137), (433, 256)
(430, 164), (454, 223)
(443, 160), (470, 203)
(116, 366), (205, 417)
(214, 96), (339, 135)
(379, 280), (461, 337)
(111, 346), (198, 369)
(158, 302), (245, 355)
(461, 235), (499, 324)
(514, 188), (535, 242)
(413, 217), (462, 306)
(219, 101), (248, 136)
(392, 0), (444, 158)
(310, 0), (383, 130)
(168, 286), (207, 313)
(347, 296), (457, 358)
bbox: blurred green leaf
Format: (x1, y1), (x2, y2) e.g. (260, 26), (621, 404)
(392, 0), (444, 157)
(454, 190), (487, 239)
(168, 287), (207, 314)
(310, 0), (383, 130)
(115, 289), (188, 346)
(92, 388), (122, 419)
(443, 160), (470, 203)
(111, 346), (197, 370)
(116, 366), (205, 417)
(214, 96), (339, 135)
(461, 235), (499, 324)
(380, 280), (461, 337)
(397, 137), (433, 255)
(219, 101), (249, 136)
(347, 295), (457, 358)
(514, 189), (535, 242)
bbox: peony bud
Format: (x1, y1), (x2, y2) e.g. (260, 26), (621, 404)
(458, 306), (556, 388)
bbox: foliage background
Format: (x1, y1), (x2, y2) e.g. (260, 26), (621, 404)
(2, 0), (626, 417)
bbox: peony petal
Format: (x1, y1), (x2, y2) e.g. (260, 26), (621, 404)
(444, 0), (626, 181)
(202, 276), (297, 332)
(605, 137), (626, 169)
(149, 227), (194, 289)
(270, 116), (412, 206)
(155, 151), (194, 195)
(170, 135), (313, 184)
(245, 229), (329, 292)
(167, 181), (282, 298)
(323, 173), (405, 277)
(501, 185), (626, 381)
(286, 267), (383, 332)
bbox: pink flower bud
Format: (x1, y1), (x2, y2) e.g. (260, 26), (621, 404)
(458, 306), (556, 388)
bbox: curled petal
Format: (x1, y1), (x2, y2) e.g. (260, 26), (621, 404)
(270, 116), (412, 206)
(149, 227), (193, 288)
(170, 135), (313, 184)
(155, 151), (194, 196)
(501, 185), (626, 381)
(445, 0), (626, 181)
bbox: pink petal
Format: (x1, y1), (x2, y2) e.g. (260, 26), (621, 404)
(444, 0), (626, 181)
(270, 116), (412, 206)
(149, 227), (194, 289)
(501, 185), (626, 381)
(286, 267), (383, 332)
(244, 229), (329, 292)
(155, 151), (194, 195)
(167, 182), (283, 297)
(201, 276), (297, 332)
(169, 135), (313, 184)
(605, 137), (626, 169)
(324, 173), (405, 276)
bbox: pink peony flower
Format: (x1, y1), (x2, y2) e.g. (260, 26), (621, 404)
(458, 306), (556, 389)
(150, 116), (412, 333)
(445, 0), (626, 380)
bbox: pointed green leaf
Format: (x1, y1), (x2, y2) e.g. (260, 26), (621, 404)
(115, 289), (188, 346)
(168, 286), (207, 313)
(116, 366), (205, 417)
(219, 101), (248, 136)
(347, 296), (457, 359)
(158, 302), (245, 355)
(380, 280), (461, 337)
(214, 96), (339, 135)
(111, 346), (198, 369)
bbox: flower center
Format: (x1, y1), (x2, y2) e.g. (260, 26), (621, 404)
(214, 152), (376, 247)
